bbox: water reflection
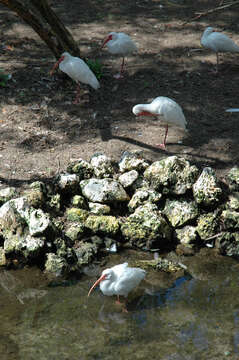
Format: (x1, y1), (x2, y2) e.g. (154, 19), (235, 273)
(1, 253), (239, 359)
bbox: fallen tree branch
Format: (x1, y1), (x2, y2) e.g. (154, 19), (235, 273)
(182, 1), (239, 25)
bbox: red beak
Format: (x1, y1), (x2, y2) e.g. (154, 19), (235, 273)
(88, 274), (107, 297)
(137, 111), (155, 117)
(101, 35), (112, 49)
(50, 55), (64, 76)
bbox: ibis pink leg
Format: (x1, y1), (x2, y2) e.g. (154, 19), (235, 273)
(73, 84), (81, 104)
(113, 57), (125, 79)
(156, 124), (168, 150)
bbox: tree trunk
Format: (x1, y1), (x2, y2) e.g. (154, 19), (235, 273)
(0, 0), (80, 58)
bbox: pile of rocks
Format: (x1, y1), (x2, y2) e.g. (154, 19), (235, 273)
(0, 152), (238, 276)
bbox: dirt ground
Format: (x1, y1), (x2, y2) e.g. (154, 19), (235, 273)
(0, 0), (239, 191)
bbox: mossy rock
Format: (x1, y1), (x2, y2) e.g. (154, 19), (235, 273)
(85, 215), (119, 236)
(197, 212), (219, 240)
(66, 208), (89, 222)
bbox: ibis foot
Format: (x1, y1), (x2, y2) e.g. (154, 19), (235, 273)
(155, 143), (166, 150)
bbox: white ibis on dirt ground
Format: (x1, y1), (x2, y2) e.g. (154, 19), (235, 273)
(50, 52), (100, 104)
(101, 32), (137, 79)
(201, 27), (239, 73)
(132, 96), (187, 150)
(88, 263), (146, 310)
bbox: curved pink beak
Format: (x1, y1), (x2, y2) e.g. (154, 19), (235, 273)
(50, 55), (64, 76)
(100, 35), (112, 50)
(88, 274), (106, 297)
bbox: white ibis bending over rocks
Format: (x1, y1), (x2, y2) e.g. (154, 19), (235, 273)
(132, 96), (187, 150)
(50, 52), (100, 104)
(201, 27), (239, 72)
(101, 32), (137, 79)
(88, 263), (146, 308)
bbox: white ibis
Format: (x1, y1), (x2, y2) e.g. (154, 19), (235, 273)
(132, 96), (187, 150)
(101, 32), (137, 79)
(50, 52), (100, 104)
(88, 263), (146, 308)
(201, 27), (239, 72)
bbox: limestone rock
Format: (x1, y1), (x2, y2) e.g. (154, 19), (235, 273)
(164, 199), (198, 228)
(128, 188), (162, 211)
(144, 156), (199, 195)
(66, 208), (89, 222)
(4, 233), (45, 259)
(0, 187), (17, 205)
(67, 159), (94, 180)
(118, 170), (139, 188)
(217, 232), (239, 257)
(227, 166), (239, 191)
(193, 167), (222, 207)
(65, 223), (85, 241)
(221, 210), (239, 230)
(88, 202), (111, 215)
(45, 253), (68, 276)
(74, 241), (99, 266)
(121, 203), (172, 250)
(90, 153), (115, 178)
(80, 178), (129, 203)
(0, 247), (7, 266)
(85, 215), (119, 236)
(226, 192), (239, 211)
(197, 212), (219, 240)
(175, 225), (198, 245)
(56, 173), (80, 194)
(118, 151), (149, 172)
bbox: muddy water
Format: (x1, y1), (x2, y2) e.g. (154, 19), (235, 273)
(1, 249), (239, 360)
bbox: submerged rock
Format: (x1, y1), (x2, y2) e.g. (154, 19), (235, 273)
(45, 253), (68, 276)
(164, 198), (198, 228)
(0, 247), (7, 266)
(74, 241), (99, 266)
(197, 212), (219, 241)
(193, 167), (222, 207)
(217, 232), (239, 257)
(121, 203), (172, 250)
(175, 225), (198, 245)
(90, 153), (115, 178)
(144, 156), (199, 195)
(80, 178), (129, 203)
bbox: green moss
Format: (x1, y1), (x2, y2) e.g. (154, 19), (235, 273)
(197, 212), (219, 240)
(85, 215), (119, 235)
(66, 208), (89, 222)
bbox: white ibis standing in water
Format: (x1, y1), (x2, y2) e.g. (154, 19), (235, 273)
(50, 52), (100, 104)
(132, 96), (187, 150)
(201, 27), (239, 72)
(88, 263), (146, 308)
(101, 32), (137, 79)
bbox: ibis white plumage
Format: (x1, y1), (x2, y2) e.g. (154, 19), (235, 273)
(132, 96), (187, 150)
(101, 32), (137, 78)
(201, 27), (239, 72)
(50, 52), (100, 104)
(88, 263), (146, 306)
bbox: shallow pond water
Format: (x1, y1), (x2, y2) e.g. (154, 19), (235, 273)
(1, 249), (239, 360)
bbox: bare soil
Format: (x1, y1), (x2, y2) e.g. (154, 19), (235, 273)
(0, 0), (239, 191)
